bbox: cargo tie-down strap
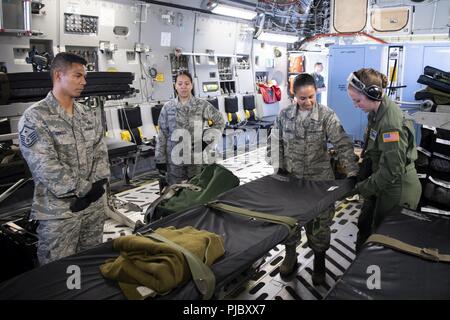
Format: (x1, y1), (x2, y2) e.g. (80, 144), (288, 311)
(208, 201), (299, 237)
(366, 234), (450, 263)
(140, 231), (216, 300)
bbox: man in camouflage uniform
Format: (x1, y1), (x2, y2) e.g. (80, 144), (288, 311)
(267, 73), (358, 285)
(155, 71), (225, 185)
(18, 52), (110, 265)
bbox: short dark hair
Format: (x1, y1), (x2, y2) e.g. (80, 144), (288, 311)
(175, 70), (193, 83)
(314, 62), (323, 66)
(293, 73), (317, 93)
(50, 52), (87, 82)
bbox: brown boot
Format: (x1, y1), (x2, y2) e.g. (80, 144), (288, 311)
(280, 244), (298, 277)
(312, 250), (326, 286)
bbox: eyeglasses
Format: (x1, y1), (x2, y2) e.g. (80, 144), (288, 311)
(347, 72), (366, 92)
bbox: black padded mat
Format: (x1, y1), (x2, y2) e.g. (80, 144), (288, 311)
(326, 207), (450, 299)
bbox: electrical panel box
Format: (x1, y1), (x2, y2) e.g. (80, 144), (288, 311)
(218, 56), (236, 95)
(169, 53), (189, 84)
(190, 54), (221, 98)
(64, 13), (98, 35)
(65, 46), (98, 71)
(235, 54), (254, 94)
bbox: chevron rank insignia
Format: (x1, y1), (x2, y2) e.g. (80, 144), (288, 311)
(20, 125), (38, 148)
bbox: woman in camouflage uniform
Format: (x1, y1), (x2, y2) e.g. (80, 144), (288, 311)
(267, 73), (358, 285)
(155, 71), (225, 185)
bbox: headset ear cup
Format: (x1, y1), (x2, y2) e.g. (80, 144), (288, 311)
(364, 86), (383, 101)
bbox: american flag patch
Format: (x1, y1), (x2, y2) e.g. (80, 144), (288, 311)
(383, 131), (400, 143)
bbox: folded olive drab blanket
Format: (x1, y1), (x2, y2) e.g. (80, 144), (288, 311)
(99, 226), (225, 299)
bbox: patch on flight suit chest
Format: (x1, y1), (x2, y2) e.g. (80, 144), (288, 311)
(369, 129), (378, 141)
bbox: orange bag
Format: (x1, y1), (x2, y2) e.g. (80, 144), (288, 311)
(289, 55), (304, 73)
(289, 75), (297, 96)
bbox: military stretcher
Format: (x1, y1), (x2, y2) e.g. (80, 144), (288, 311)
(0, 175), (352, 300)
(1, 72), (136, 104)
(326, 206), (450, 299)
(417, 66), (450, 95)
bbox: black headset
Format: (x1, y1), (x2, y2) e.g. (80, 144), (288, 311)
(347, 72), (383, 101)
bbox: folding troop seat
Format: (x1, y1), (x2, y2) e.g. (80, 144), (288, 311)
(118, 106), (144, 145)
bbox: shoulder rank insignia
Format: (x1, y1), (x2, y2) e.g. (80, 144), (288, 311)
(382, 131), (400, 143)
(20, 125), (38, 148)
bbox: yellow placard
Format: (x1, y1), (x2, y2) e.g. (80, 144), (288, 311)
(155, 73), (165, 82)
(389, 65), (397, 82)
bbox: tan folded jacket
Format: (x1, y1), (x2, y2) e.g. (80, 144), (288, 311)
(100, 226), (225, 299)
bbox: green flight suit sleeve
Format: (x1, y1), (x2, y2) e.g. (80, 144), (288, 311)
(357, 127), (409, 197)
(18, 111), (92, 198)
(324, 111), (359, 177)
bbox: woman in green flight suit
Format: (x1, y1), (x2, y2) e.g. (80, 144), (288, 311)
(347, 68), (422, 252)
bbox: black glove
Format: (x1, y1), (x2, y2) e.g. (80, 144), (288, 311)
(343, 187), (358, 199)
(347, 175), (358, 188)
(202, 141), (209, 151)
(276, 168), (289, 176)
(358, 157), (372, 182)
(70, 197), (91, 213)
(87, 179), (107, 203)
(70, 179), (107, 213)
(156, 162), (167, 174)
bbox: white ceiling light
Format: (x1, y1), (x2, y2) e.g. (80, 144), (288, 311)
(211, 4), (257, 20)
(257, 31), (298, 43)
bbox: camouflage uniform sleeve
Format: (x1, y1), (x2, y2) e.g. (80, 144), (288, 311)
(357, 126), (409, 197)
(204, 102), (225, 132)
(324, 111), (358, 177)
(91, 110), (110, 182)
(155, 104), (169, 164)
(266, 115), (283, 170)
(18, 110), (91, 198)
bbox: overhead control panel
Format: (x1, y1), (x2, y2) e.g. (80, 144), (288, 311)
(64, 13), (98, 35)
